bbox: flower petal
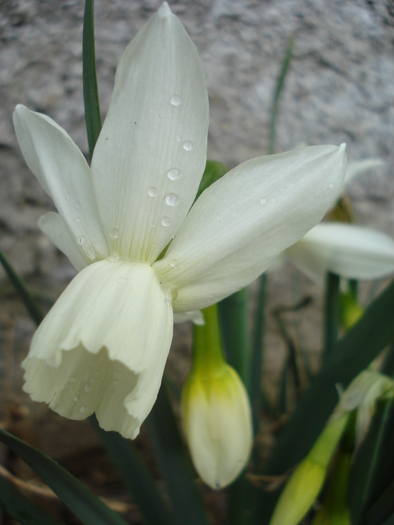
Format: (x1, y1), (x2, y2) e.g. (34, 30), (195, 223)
(13, 105), (109, 263)
(91, 3), (209, 263)
(285, 223), (394, 283)
(22, 260), (173, 439)
(38, 212), (88, 272)
(154, 145), (346, 311)
(173, 310), (204, 325)
(344, 158), (384, 187)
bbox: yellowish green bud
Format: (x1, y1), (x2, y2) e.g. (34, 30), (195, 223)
(339, 290), (364, 330)
(181, 362), (252, 489)
(269, 413), (349, 525)
(181, 304), (253, 489)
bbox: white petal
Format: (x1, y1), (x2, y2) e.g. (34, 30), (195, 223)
(174, 310), (204, 325)
(154, 145), (347, 311)
(38, 212), (88, 272)
(22, 260), (173, 439)
(91, 4), (209, 263)
(13, 105), (109, 263)
(344, 158), (384, 187)
(285, 223), (394, 283)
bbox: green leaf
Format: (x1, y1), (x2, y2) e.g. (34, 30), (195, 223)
(195, 160), (228, 202)
(83, 0), (102, 158)
(90, 416), (175, 525)
(0, 474), (63, 525)
(0, 247), (44, 326)
(0, 428), (128, 525)
(323, 272), (340, 358)
(146, 387), (210, 525)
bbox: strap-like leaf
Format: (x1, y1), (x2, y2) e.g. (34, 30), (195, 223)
(0, 474), (62, 525)
(146, 387), (210, 525)
(83, 0), (102, 158)
(0, 428), (128, 525)
(90, 416), (175, 525)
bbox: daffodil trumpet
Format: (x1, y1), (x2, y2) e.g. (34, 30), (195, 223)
(14, 3), (346, 439)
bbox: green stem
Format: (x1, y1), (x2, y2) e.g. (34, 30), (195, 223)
(193, 304), (226, 375)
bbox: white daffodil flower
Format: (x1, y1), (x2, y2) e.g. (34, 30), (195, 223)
(285, 223), (394, 284)
(14, 3), (346, 439)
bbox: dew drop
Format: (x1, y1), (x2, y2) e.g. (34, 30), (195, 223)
(84, 384), (91, 393)
(109, 253), (120, 262)
(74, 394), (80, 402)
(80, 406), (86, 414)
(272, 197), (278, 204)
(328, 183), (334, 189)
(148, 186), (158, 197)
(66, 191), (71, 199)
(77, 236), (85, 245)
(259, 197), (268, 205)
(150, 221), (156, 228)
(167, 168), (181, 181)
(170, 94), (182, 106)
(75, 201), (81, 209)
(164, 299), (171, 306)
(111, 228), (119, 239)
(161, 216), (171, 227)
(183, 141), (193, 151)
(175, 135), (181, 142)
(88, 248), (96, 260)
(75, 217), (81, 223)
(165, 193), (179, 206)
(170, 259), (178, 268)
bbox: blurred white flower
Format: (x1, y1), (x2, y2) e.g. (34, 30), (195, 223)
(14, 3), (346, 439)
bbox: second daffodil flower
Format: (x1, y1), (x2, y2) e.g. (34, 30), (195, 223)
(14, 3), (346, 439)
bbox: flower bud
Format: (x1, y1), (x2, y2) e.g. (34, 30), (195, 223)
(181, 360), (252, 489)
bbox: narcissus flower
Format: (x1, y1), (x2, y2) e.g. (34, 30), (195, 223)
(285, 223), (394, 284)
(14, 3), (346, 439)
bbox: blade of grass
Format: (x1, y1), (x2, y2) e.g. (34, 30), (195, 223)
(0, 428), (128, 525)
(146, 386), (210, 525)
(0, 474), (63, 525)
(83, 0), (101, 158)
(0, 247), (44, 325)
(90, 416), (175, 525)
(323, 272), (340, 358)
(268, 35), (294, 155)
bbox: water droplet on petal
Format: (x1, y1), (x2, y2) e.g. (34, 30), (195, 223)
(84, 384), (91, 393)
(78, 236), (85, 245)
(148, 186), (158, 197)
(161, 217), (171, 227)
(88, 248), (96, 260)
(66, 192), (71, 199)
(259, 197), (267, 205)
(183, 141), (193, 151)
(170, 259), (178, 268)
(75, 217), (81, 223)
(167, 168), (181, 180)
(111, 228), (119, 239)
(109, 253), (120, 262)
(75, 201), (81, 209)
(175, 135), (181, 142)
(164, 299), (171, 306)
(328, 183), (334, 189)
(74, 394), (80, 402)
(165, 193), (179, 206)
(170, 94), (182, 106)
(80, 406), (86, 414)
